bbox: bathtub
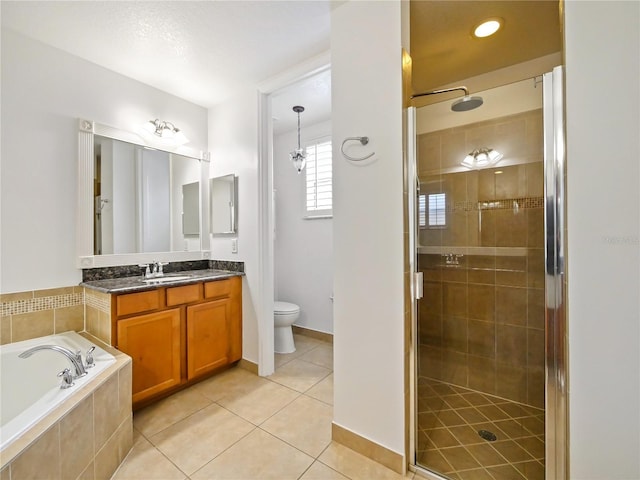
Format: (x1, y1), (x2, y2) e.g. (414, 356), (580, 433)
(0, 331), (116, 452)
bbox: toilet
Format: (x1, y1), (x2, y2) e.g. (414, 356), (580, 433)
(274, 301), (300, 354)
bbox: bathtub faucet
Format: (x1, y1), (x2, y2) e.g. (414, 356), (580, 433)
(18, 344), (88, 378)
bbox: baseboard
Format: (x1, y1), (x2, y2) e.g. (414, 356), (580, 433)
(238, 358), (259, 375)
(292, 325), (333, 344)
(331, 422), (405, 474)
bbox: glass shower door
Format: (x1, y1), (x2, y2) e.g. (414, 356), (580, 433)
(413, 77), (552, 480)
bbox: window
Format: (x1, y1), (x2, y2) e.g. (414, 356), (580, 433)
(305, 138), (332, 216)
(418, 192), (446, 228)
(428, 193), (446, 226)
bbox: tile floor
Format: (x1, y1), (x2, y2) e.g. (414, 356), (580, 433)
(416, 378), (545, 480)
(112, 334), (415, 480)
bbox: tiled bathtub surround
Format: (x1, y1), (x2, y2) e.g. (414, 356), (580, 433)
(85, 288), (112, 345)
(0, 287), (84, 345)
(0, 340), (132, 480)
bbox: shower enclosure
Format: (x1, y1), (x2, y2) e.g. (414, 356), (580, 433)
(411, 68), (566, 480)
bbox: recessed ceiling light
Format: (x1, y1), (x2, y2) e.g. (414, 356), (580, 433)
(473, 18), (503, 38)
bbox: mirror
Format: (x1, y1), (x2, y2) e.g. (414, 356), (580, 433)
(93, 136), (201, 255)
(182, 182), (200, 235)
(210, 174), (238, 235)
(78, 119), (210, 268)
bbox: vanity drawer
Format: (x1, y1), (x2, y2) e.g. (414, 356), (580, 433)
(167, 283), (202, 306)
(116, 290), (162, 316)
(204, 279), (231, 299)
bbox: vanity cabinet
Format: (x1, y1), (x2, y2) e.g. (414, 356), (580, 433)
(112, 276), (242, 409)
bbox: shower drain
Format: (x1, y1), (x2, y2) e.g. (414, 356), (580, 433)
(478, 429), (497, 442)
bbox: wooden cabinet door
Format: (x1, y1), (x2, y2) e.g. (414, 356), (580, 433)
(186, 299), (230, 380)
(117, 308), (181, 404)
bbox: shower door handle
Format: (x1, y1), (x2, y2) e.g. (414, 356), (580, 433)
(414, 272), (424, 300)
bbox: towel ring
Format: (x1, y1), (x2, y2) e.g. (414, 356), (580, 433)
(341, 137), (375, 162)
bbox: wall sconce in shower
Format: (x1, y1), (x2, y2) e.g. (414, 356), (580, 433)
(139, 118), (189, 146)
(289, 106), (306, 173)
(462, 148), (503, 169)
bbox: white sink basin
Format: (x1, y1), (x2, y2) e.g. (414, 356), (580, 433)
(143, 275), (192, 283)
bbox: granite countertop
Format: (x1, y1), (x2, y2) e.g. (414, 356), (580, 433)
(80, 269), (244, 294)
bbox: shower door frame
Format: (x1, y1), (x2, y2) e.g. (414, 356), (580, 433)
(408, 67), (569, 480)
(542, 65), (568, 480)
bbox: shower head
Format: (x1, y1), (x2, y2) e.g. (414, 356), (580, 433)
(451, 95), (484, 112)
(411, 86), (484, 112)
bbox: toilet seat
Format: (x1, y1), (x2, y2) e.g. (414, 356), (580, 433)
(274, 301), (300, 315)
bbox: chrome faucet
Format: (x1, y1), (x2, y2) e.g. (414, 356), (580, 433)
(19, 344), (88, 378)
(139, 261), (169, 279)
(442, 253), (464, 266)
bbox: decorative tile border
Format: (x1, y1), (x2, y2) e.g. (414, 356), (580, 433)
(85, 289), (111, 314)
(448, 196), (544, 213)
(1, 292), (83, 317)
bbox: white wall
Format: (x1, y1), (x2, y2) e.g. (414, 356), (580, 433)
(331, 1), (406, 457)
(0, 29), (207, 293)
(208, 88), (260, 363)
(274, 120), (334, 334)
(564, 1), (640, 478)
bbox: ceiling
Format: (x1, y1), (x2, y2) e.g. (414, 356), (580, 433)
(271, 68), (332, 135)
(1, 1), (332, 108)
(410, 0), (562, 94)
(2, 1), (561, 130)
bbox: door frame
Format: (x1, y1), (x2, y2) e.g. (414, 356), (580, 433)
(255, 52), (331, 376)
(408, 68), (569, 479)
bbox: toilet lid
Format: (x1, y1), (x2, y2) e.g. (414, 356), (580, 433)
(274, 301), (300, 314)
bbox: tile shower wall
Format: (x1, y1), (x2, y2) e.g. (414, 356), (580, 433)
(417, 109), (544, 408)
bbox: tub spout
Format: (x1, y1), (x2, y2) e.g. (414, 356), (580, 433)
(19, 344), (87, 378)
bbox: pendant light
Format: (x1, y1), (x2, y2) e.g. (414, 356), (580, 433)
(289, 106), (306, 173)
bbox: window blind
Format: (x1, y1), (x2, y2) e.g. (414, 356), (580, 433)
(428, 193), (446, 227)
(305, 139), (332, 214)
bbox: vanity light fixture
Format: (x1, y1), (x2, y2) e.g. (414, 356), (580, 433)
(289, 106), (307, 173)
(462, 148), (503, 169)
(140, 118), (189, 146)
(473, 18), (503, 38)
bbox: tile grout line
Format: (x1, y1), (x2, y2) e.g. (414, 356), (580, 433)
(417, 378), (543, 478)
(187, 423), (260, 478)
(312, 443), (361, 480)
(124, 346), (334, 480)
(133, 390), (263, 478)
(134, 394), (216, 439)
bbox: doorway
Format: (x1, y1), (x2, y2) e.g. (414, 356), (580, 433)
(256, 55), (331, 376)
